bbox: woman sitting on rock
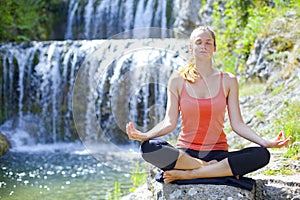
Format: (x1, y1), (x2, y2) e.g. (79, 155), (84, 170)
(126, 26), (291, 184)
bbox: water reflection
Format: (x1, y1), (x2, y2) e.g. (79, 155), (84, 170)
(0, 143), (142, 199)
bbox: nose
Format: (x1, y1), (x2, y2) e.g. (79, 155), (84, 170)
(199, 42), (206, 49)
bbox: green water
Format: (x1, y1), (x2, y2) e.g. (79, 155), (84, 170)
(0, 144), (142, 200)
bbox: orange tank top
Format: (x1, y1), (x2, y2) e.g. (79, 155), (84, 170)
(176, 72), (228, 151)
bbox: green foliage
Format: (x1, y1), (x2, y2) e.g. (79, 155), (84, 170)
(284, 145), (299, 160)
(0, 0), (61, 42)
(263, 167), (294, 176)
(106, 182), (121, 200)
(212, 0), (299, 74)
(129, 161), (147, 192)
(273, 100), (300, 159)
(105, 161), (146, 198)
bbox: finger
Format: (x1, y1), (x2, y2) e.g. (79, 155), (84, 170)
(283, 136), (292, 145)
(130, 123), (137, 132)
(278, 137), (291, 147)
(281, 132), (286, 140)
(276, 131), (283, 140)
(129, 122), (134, 130)
(126, 123), (130, 134)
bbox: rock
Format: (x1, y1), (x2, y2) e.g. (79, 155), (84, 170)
(255, 177), (300, 200)
(0, 132), (10, 156)
(122, 184), (154, 200)
(159, 183), (255, 200)
(124, 163), (300, 200)
(245, 14), (299, 82)
(136, 164), (255, 200)
(173, 0), (202, 36)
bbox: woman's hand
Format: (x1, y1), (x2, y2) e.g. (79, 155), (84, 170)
(126, 122), (149, 141)
(264, 132), (292, 148)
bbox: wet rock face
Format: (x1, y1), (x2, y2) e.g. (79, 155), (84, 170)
(173, 0), (202, 36)
(0, 132), (10, 156)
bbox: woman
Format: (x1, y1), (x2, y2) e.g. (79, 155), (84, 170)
(126, 26), (291, 184)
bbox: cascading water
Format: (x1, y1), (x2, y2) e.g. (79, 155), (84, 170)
(0, 41), (102, 147)
(0, 38), (189, 149)
(64, 0), (173, 40)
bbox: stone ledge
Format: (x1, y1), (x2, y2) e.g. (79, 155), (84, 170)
(160, 183), (255, 200)
(123, 165), (300, 200)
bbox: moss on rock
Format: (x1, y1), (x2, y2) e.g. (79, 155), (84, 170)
(0, 132), (10, 156)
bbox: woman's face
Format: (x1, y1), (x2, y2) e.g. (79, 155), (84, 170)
(190, 31), (216, 60)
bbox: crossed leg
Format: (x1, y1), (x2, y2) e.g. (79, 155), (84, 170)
(141, 140), (270, 184)
(173, 151), (218, 170)
(164, 156), (233, 183)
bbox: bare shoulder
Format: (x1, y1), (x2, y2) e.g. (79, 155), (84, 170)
(168, 70), (184, 94)
(222, 72), (238, 85)
(169, 70), (184, 84)
(222, 72), (239, 97)
(170, 70), (182, 79)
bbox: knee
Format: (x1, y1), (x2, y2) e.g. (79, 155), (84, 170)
(257, 147), (271, 167)
(140, 139), (164, 154)
(140, 140), (151, 154)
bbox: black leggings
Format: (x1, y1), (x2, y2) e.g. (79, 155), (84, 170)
(140, 139), (270, 176)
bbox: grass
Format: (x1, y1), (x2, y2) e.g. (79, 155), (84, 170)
(239, 82), (266, 97)
(263, 167), (294, 176)
(272, 100), (300, 159)
(106, 182), (121, 200)
(106, 161), (147, 199)
(129, 161), (147, 192)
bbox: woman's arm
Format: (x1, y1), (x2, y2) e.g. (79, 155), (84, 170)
(126, 71), (182, 141)
(225, 73), (291, 148)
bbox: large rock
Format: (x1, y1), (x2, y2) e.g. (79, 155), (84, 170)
(255, 176), (300, 200)
(158, 183), (254, 200)
(173, 0), (202, 36)
(123, 164), (300, 200)
(0, 132), (10, 156)
(147, 165), (254, 200)
(245, 15), (299, 82)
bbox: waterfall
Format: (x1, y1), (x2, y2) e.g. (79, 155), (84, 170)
(65, 0), (79, 40)
(0, 39), (189, 148)
(0, 0), (192, 148)
(0, 41), (102, 147)
(64, 0), (174, 39)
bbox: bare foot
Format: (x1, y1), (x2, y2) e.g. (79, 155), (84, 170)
(205, 159), (218, 165)
(163, 160), (218, 183)
(163, 170), (192, 184)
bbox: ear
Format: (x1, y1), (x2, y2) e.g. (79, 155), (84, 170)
(214, 45), (217, 52)
(189, 44), (193, 53)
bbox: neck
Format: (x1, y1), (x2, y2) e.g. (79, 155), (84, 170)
(195, 59), (215, 77)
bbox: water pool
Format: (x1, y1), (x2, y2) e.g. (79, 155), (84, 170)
(0, 143), (142, 200)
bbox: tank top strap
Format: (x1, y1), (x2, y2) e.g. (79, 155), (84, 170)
(219, 72), (225, 98)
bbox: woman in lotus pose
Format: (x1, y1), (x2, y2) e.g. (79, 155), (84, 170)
(126, 26), (291, 184)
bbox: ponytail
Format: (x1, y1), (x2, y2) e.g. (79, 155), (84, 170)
(178, 63), (199, 83)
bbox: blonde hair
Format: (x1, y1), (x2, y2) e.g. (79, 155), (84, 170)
(179, 26), (216, 83)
